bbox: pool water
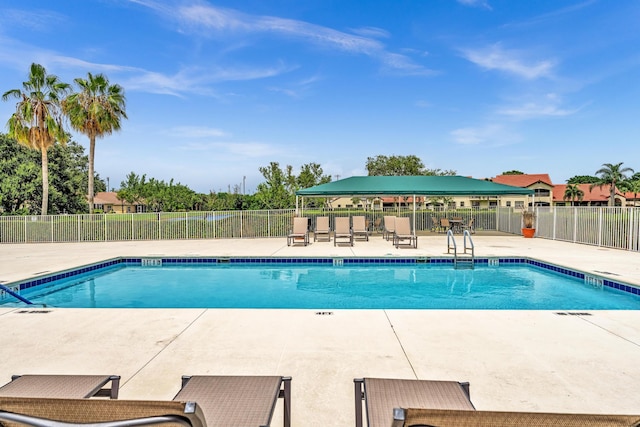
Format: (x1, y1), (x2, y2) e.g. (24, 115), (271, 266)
(14, 263), (640, 309)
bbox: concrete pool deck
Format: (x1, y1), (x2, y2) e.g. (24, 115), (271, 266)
(1, 234), (639, 426)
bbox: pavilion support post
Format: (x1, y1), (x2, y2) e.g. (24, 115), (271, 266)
(413, 194), (416, 233)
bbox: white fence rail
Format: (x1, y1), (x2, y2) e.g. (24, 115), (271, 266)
(1, 207), (638, 252)
(497, 206), (640, 252)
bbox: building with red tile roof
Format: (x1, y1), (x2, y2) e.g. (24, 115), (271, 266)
(491, 174), (554, 207)
(553, 184), (625, 206)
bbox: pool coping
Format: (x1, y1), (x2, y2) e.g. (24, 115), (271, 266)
(3, 256), (639, 303)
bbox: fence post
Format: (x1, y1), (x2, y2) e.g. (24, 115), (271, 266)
(185, 212), (188, 239)
(240, 211), (243, 239)
(628, 209), (634, 251)
(78, 215), (81, 242)
(597, 208), (603, 247)
(573, 207), (577, 243)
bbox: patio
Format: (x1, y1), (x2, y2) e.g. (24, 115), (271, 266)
(1, 235), (639, 426)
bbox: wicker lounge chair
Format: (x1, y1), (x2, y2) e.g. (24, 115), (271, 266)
(334, 216), (353, 246)
(382, 216), (396, 241)
(314, 216), (331, 242)
(392, 217), (417, 249)
(392, 407), (640, 427)
(174, 375), (291, 427)
(352, 216), (369, 241)
(354, 378), (475, 427)
(287, 217), (309, 246)
(0, 374), (120, 399)
(0, 397), (206, 427)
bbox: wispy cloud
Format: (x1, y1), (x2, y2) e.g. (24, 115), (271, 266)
(350, 26), (391, 39)
(0, 8), (67, 32)
(497, 93), (581, 119)
(461, 43), (555, 79)
(180, 141), (281, 158)
(450, 124), (521, 145)
(168, 126), (228, 138)
(131, 0), (433, 75)
(457, 0), (492, 11)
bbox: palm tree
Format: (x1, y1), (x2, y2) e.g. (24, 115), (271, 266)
(63, 72), (127, 213)
(591, 162), (634, 207)
(563, 184), (584, 206)
(2, 63), (70, 215)
(621, 179), (640, 207)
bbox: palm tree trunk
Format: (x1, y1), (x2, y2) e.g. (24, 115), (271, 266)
(88, 136), (96, 213)
(41, 148), (49, 215)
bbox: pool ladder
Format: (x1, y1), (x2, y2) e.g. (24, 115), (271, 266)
(447, 230), (475, 269)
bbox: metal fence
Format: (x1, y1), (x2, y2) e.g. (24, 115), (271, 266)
(0, 207), (493, 244)
(1, 206), (638, 252)
(0, 210), (294, 243)
(496, 206), (640, 252)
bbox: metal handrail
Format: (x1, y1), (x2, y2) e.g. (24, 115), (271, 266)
(463, 230), (475, 258)
(0, 284), (34, 305)
(446, 229), (457, 257)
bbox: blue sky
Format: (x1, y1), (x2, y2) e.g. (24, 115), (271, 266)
(1, 0), (639, 194)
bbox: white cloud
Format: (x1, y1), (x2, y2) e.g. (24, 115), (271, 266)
(179, 140), (281, 158)
(497, 93), (581, 119)
(450, 124), (521, 146)
(0, 8), (67, 32)
(461, 44), (555, 79)
(457, 0), (492, 10)
(350, 26), (391, 39)
(132, 0), (432, 75)
(168, 126), (228, 138)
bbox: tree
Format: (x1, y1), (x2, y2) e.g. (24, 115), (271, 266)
(501, 170), (524, 175)
(591, 162), (634, 206)
(366, 155), (425, 176)
(366, 155), (456, 176)
(117, 172), (147, 206)
(0, 133), (40, 214)
(63, 72), (127, 213)
(0, 134), (98, 214)
(567, 175), (600, 184)
(620, 178), (640, 207)
(2, 63), (70, 214)
(255, 162), (293, 209)
(563, 184), (584, 206)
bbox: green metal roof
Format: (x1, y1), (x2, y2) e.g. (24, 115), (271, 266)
(296, 176), (533, 196)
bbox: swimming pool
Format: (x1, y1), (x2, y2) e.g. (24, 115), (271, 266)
(4, 257), (639, 309)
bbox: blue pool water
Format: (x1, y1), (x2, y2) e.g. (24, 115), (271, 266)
(11, 263), (640, 309)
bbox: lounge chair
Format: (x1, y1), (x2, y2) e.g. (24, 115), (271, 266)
(430, 216), (440, 233)
(392, 407), (640, 427)
(462, 217), (475, 234)
(439, 218), (451, 234)
(0, 374), (120, 399)
(352, 216), (369, 241)
(373, 218), (382, 233)
(0, 397), (206, 427)
(174, 375), (291, 427)
(354, 378), (475, 427)
(382, 216), (396, 241)
(393, 217), (417, 249)
(314, 216), (331, 242)
(287, 217), (309, 246)
(334, 216), (353, 246)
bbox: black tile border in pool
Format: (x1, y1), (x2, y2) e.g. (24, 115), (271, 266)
(6, 256), (640, 299)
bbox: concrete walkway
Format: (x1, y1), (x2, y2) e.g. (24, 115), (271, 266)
(1, 235), (639, 426)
